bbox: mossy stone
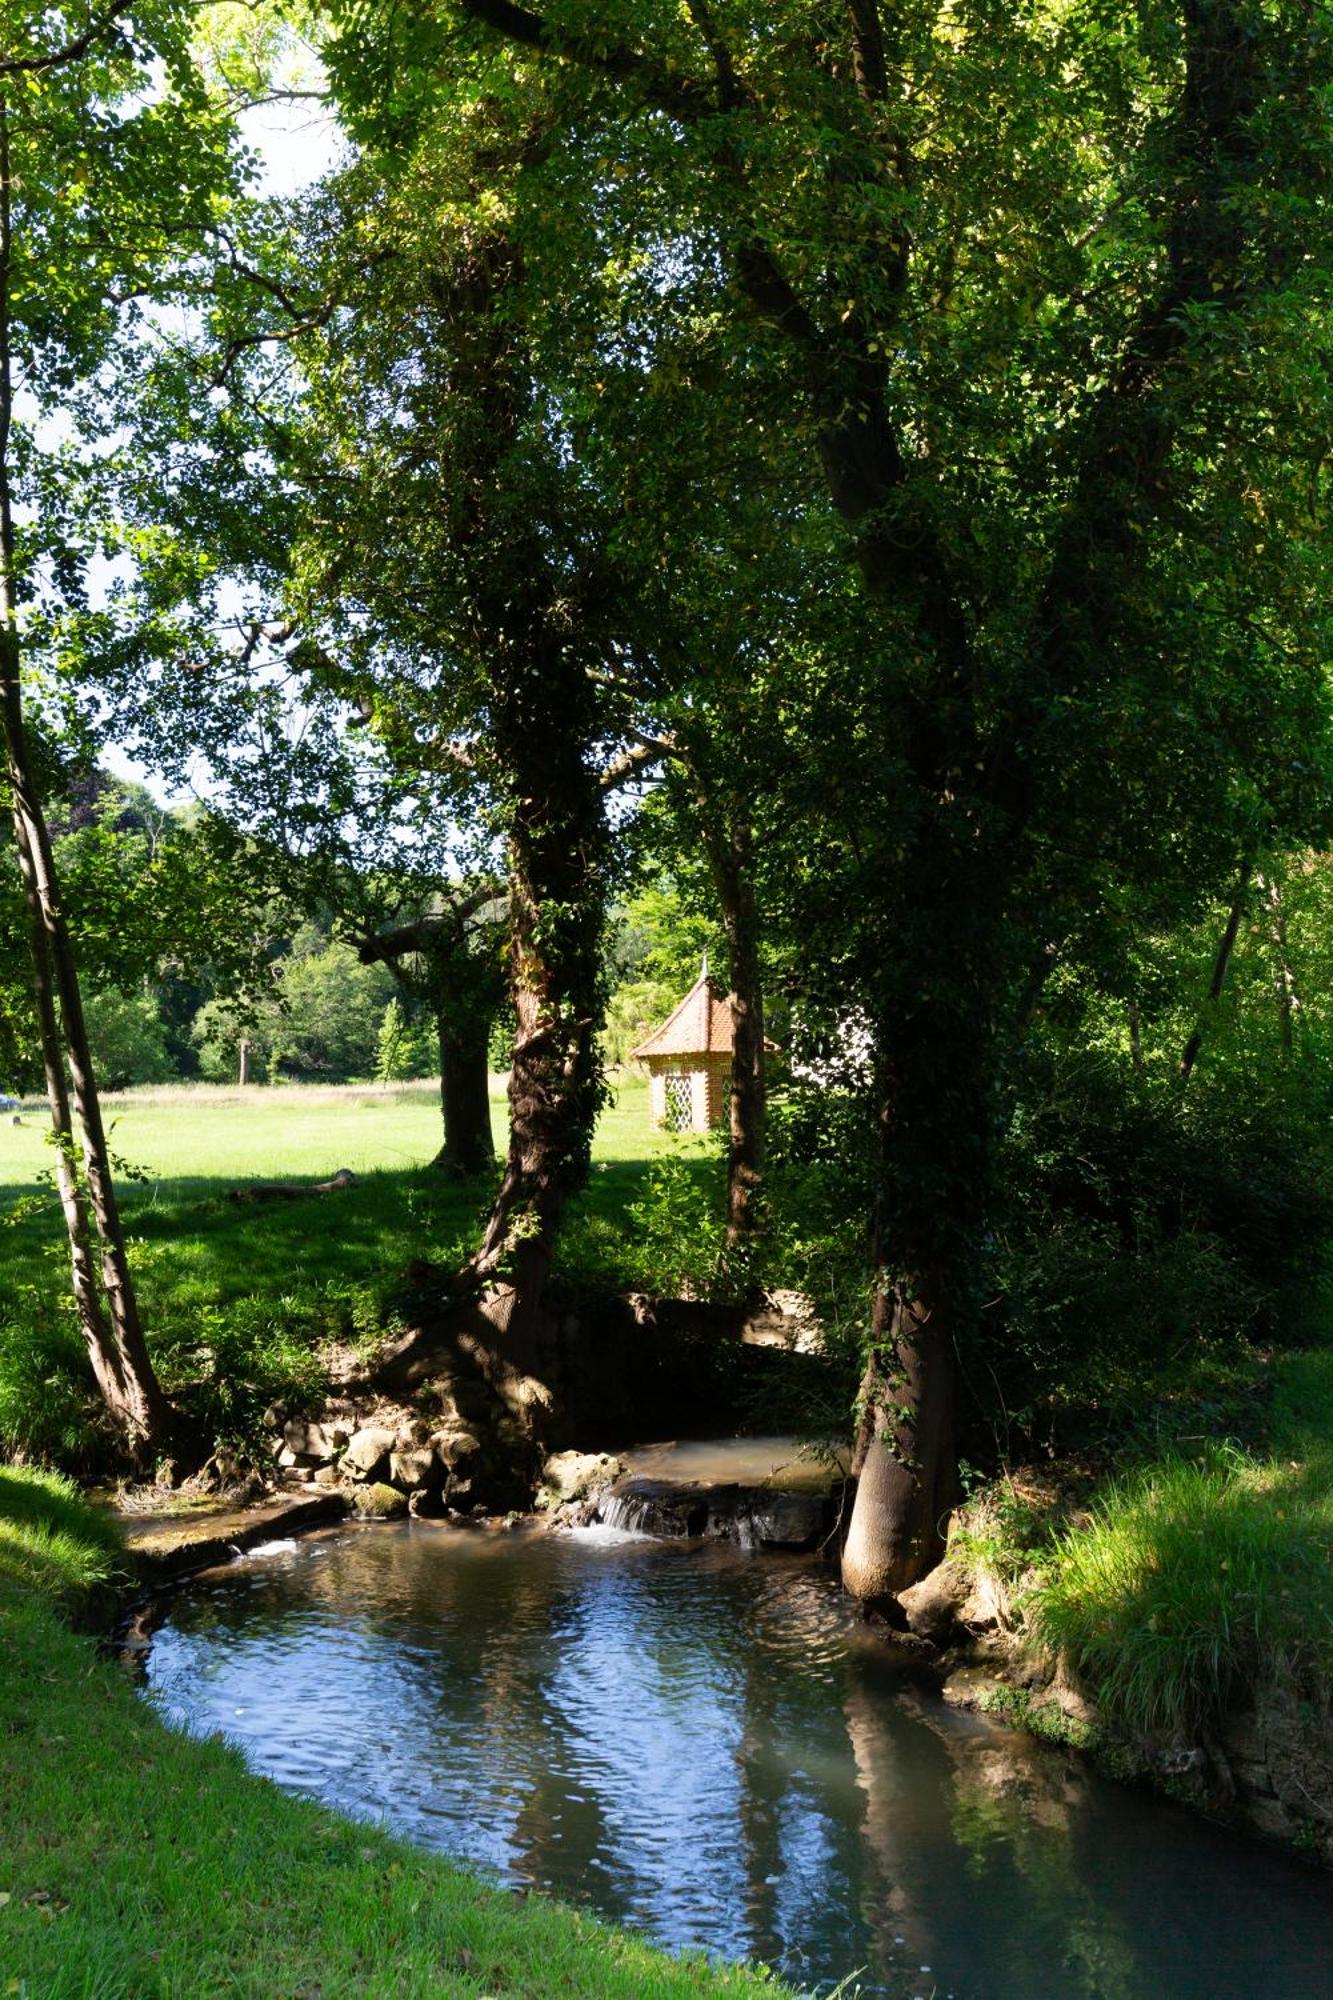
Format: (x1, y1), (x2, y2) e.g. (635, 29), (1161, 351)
(350, 1481), (408, 1520)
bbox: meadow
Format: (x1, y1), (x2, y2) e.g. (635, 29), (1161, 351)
(0, 1073), (719, 1464)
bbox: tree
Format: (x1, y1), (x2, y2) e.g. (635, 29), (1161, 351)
(328, 0), (1333, 1595)
(358, 885), (506, 1175)
(0, 0), (241, 1452)
(83, 989), (174, 1090)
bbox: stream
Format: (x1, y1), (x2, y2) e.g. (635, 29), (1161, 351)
(143, 1521), (1333, 1998)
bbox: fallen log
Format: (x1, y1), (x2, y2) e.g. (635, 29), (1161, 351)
(227, 1168), (358, 1204)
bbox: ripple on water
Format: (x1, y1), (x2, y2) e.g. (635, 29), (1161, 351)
(145, 1524), (1333, 2000)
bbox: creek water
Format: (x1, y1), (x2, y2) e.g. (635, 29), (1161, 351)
(144, 1522), (1333, 1998)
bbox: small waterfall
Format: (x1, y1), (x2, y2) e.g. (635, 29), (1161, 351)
(596, 1492), (667, 1537)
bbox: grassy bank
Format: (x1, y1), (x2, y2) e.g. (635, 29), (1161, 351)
(964, 1347), (1333, 1741)
(0, 1467), (790, 1998)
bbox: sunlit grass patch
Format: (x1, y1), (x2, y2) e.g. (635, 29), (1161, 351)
(1030, 1350), (1333, 1736)
(0, 1464), (121, 1600)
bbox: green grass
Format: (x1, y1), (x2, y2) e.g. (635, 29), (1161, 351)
(0, 1074), (716, 1463)
(0, 1468), (793, 1998)
(1028, 1347), (1333, 1737)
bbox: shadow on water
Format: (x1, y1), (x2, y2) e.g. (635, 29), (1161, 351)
(144, 1525), (1333, 1999)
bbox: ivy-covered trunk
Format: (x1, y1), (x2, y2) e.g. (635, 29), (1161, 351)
(840, 1039), (988, 1597)
(469, 632), (609, 1386)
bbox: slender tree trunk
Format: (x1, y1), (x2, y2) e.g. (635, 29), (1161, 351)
(1128, 1001), (1146, 1076)
(433, 1009), (496, 1176)
(1260, 872), (1298, 1056)
(0, 96), (172, 1452)
(1179, 864), (1251, 1081)
(5, 808), (133, 1420)
(697, 799), (765, 1247)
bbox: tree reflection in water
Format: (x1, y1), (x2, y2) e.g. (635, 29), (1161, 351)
(146, 1526), (1333, 1999)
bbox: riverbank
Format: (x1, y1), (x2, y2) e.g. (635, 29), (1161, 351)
(923, 1346), (1333, 1862)
(0, 1467), (792, 1998)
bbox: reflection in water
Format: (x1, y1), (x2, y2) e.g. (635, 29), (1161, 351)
(145, 1525), (1333, 1998)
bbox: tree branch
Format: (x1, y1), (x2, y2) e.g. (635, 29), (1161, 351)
(843, 0), (887, 103)
(0, 1), (133, 75)
(458, 0), (708, 119)
(598, 730), (681, 791)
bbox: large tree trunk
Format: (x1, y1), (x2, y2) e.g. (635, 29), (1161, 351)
(433, 1007), (496, 1177)
(842, 1281), (957, 1603)
(698, 800), (765, 1249)
(840, 862), (994, 1602)
(0, 97), (172, 1453)
(469, 659), (609, 1384)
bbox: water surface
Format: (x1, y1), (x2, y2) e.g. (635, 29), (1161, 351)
(144, 1523), (1333, 1998)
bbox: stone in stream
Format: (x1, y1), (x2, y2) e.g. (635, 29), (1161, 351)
(341, 1427), (397, 1479)
(897, 1561), (971, 1644)
(350, 1481), (409, 1519)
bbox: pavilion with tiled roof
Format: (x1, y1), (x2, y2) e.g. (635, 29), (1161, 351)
(630, 963), (735, 1132)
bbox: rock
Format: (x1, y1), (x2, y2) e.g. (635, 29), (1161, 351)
(282, 1419), (348, 1463)
(1243, 1794), (1296, 1841)
(1230, 1758), (1276, 1798)
(311, 1465), (341, 1489)
(959, 1569), (1007, 1631)
(350, 1481), (408, 1519)
(941, 1664), (1005, 1709)
(537, 1450), (623, 1508)
(746, 1492), (825, 1548)
(389, 1447), (439, 1491)
(408, 1486), (445, 1519)
(898, 1561), (971, 1644)
(432, 1428), (482, 1472)
(342, 1427), (397, 1479)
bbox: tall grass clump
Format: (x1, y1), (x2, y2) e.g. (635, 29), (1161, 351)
(1033, 1441), (1333, 1737)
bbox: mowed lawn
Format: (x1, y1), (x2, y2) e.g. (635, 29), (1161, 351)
(0, 1071), (669, 1190)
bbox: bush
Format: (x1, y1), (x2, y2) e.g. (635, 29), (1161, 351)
(0, 1287), (96, 1466)
(987, 1041), (1333, 1443)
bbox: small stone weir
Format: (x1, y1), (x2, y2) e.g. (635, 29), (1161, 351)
(548, 1435), (852, 1551)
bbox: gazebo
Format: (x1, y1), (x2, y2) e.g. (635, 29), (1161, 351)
(630, 964), (735, 1133)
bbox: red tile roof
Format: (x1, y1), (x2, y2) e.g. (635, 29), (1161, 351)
(630, 974), (735, 1060)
